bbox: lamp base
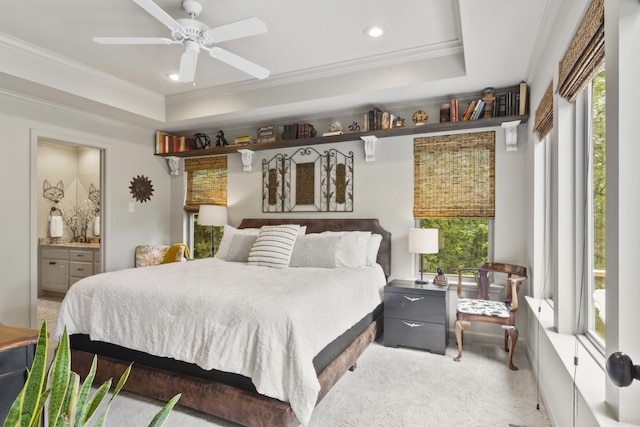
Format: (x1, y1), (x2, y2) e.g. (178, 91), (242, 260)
(415, 279), (429, 285)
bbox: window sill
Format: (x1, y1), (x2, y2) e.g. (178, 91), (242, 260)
(525, 296), (618, 426)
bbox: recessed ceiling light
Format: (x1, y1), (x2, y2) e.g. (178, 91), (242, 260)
(364, 26), (384, 38)
(166, 73), (180, 81)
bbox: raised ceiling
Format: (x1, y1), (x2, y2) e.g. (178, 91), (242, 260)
(0, 0), (551, 132)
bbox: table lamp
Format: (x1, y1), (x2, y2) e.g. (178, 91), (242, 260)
(198, 205), (228, 257)
(408, 228), (439, 284)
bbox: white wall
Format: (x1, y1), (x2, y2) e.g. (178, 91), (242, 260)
(0, 92), (171, 329)
(524, 0), (640, 424)
(196, 124), (529, 341)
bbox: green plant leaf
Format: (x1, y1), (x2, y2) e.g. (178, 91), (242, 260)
(83, 379), (111, 424)
(147, 394), (181, 427)
(91, 364), (132, 427)
(73, 356), (98, 426)
(26, 389), (50, 427)
(48, 328), (71, 426)
(16, 321), (49, 427)
(110, 364), (132, 399)
(61, 372), (80, 427)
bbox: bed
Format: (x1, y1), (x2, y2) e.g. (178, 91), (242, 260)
(57, 218), (391, 427)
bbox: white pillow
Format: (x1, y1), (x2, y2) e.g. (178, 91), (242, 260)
(289, 233), (341, 268)
(216, 224), (307, 260)
(226, 234), (258, 262)
(321, 231), (371, 268)
(214, 225), (259, 260)
(248, 224), (301, 268)
(367, 233), (383, 266)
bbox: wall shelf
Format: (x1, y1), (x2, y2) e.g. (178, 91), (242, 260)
(155, 114), (529, 159)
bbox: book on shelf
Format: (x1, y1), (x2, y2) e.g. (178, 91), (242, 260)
(451, 99), (459, 122)
(282, 123), (316, 140)
(155, 131), (194, 154)
(470, 99), (485, 120)
(519, 82), (528, 116)
(235, 135), (254, 144)
(462, 100), (476, 121)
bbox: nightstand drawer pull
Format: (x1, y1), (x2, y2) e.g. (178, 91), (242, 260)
(403, 295), (424, 302)
(403, 322), (424, 328)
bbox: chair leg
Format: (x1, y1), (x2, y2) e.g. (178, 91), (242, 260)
(502, 325), (519, 371)
(453, 320), (470, 362)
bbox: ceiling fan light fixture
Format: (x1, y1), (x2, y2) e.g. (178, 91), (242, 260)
(364, 26), (384, 38)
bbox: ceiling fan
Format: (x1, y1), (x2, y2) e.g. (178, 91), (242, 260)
(93, 0), (270, 83)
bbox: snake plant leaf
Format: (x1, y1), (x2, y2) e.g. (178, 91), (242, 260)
(73, 356), (98, 426)
(27, 389), (50, 427)
(6, 321), (49, 427)
(58, 372), (80, 427)
(147, 394), (181, 427)
(47, 328), (71, 426)
(110, 364), (132, 398)
(82, 379), (111, 424)
(92, 364), (132, 427)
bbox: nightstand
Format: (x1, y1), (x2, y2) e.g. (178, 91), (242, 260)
(0, 324), (39, 422)
(384, 279), (449, 355)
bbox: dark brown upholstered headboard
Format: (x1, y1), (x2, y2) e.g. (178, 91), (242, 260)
(238, 218), (392, 278)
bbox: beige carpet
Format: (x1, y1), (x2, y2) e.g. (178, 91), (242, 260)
(39, 299), (551, 426)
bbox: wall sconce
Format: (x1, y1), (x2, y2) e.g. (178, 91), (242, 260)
(607, 352), (640, 387)
(408, 228), (439, 284)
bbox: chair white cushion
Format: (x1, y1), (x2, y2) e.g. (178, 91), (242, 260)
(456, 298), (511, 318)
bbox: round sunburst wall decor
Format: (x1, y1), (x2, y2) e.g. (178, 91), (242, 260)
(129, 175), (154, 203)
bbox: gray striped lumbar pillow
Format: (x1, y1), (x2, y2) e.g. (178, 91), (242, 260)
(247, 224), (301, 268)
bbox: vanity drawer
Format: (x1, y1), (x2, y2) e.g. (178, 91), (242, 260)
(69, 250), (94, 262)
(70, 262), (93, 278)
(41, 248), (68, 260)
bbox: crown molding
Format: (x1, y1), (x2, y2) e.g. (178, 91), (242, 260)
(166, 40), (464, 105)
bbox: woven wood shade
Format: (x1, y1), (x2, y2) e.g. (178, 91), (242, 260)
(534, 82), (554, 139)
(414, 131), (495, 218)
(557, 0), (604, 103)
(184, 157), (227, 212)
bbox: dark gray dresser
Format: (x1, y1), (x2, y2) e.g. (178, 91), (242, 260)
(384, 279), (449, 355)
(0, 324), (38, 422)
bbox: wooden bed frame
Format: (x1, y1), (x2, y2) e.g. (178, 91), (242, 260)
(70, 218), (391, 427)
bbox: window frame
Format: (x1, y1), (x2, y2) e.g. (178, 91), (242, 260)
(585, 68), (606, 351)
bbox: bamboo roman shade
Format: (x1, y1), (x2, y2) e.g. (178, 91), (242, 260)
(557, 0), (604, 102)
(414, 131), (495, 218)
(534, 82), (554, 139)
(184, 156), (227, 212)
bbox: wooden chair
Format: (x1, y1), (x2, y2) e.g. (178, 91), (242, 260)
(453, 262), (527, 370)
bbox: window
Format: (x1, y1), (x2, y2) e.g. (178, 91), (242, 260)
(414, 132), (495, 274)
(184, 157), (227, 258)
(587, 67), (606, 344)
(419, 218), (489, 274)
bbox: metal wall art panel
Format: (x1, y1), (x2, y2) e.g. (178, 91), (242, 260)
(262, 147), (353, 212)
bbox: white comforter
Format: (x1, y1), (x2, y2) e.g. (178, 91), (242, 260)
(56, 258), (386, 425)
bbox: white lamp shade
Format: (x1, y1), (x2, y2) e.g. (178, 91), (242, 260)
(197, 205), (228, 226)
(408, 228), (438, 254)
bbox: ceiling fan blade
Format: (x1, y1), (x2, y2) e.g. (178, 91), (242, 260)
(93, 37), (178, 45)
(205, 17), (267, 43)
(131, 0), (183, 33)
(209, 47), (269, 80)
(179, 47), (199, 82)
